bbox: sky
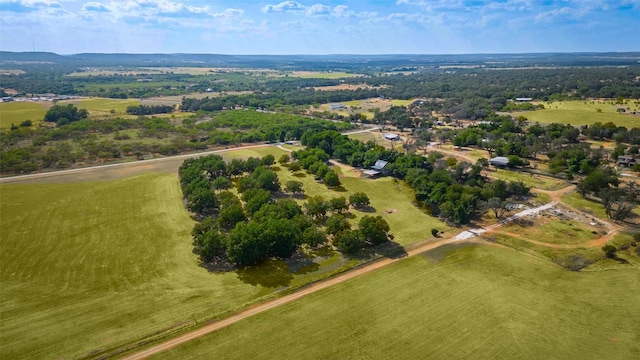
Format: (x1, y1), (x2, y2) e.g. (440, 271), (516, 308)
(0, 0), (639, 54)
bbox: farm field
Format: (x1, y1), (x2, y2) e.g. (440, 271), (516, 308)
(0, 173), (280, 359)
(66, 67), (266, 76)
(290, 71), (363, 79)
(0, 101), (50, 128)
(152, 244), (640, 360)
(519, 100), (640, 128)
(142, 91), (253, 106)
(59, 97), (140, 117)
(0, 144), (448, 359)
(312, 83), (384, 91)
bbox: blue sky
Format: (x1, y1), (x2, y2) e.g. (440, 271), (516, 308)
(0, 0), (639, 54)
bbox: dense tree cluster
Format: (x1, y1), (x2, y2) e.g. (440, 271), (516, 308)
(300, 129), (530, 225)
(44, 104), (89, 125)
(290, 147), (340, 188)
(0, 110), (349, 174)
(125, 104), (174, 115)
(179, 153), (393, 266)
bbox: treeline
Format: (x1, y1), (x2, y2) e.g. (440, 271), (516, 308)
(0, 110), (351, 174)
(178, 154), (392, 266)
(425, 115), (640, 179)
(125, 104), (174, 115)
(300, 129), (530, 225)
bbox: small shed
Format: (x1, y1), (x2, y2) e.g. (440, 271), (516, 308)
(383, 133), (401, 141)
(489, 156), (509, 167)
(329, 103), (347, 110)
(372, 160), (388, 171)
(516, 97), (532, 102)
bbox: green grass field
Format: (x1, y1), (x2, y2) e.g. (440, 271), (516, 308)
(290, 71), (362, 79)
(153, 244), (640, 360)
(0, 145), (451, 358)
(489, 169), (567, 190)
(0, 174), (276, 359)
(61, 98), (140, 117)
(503, 218), (600, 245)
(0, 102), (49, 128)
(519, 100), (640, 128)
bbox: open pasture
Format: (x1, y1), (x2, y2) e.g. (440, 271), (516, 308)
(489, 169), (566, 191)
(290, 71), (363, 79)
(142, 91), (253, 106)
(153, 244), (640, 360)
(0, 173), (277, 359)
(519, 100), (640, 128)
(0, 101), (49, 128)
(312, 83), (384, 91)
(0, 145), (448, 358)
(502, 214), (602, 246)
(318, 97), (416, 119)
(66, 67), (246, 77)
(60, 97), (140, 117)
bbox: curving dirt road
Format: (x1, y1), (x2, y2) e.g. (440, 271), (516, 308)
(120, 201), (559, 360)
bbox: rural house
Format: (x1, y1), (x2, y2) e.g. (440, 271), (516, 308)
(383, 133), (401, 141)
(489, 156), (509, 167)
(363, 160), (389, 177)
(617, 155), (637, 167)
(329, 103), (347, 110)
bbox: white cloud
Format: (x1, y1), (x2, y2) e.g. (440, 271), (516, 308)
(212, 8), (243, 18)
(306, 3), (330, 16)
(262, 1), (305, 13)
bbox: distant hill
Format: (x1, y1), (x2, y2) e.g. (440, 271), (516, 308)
(1, 51), (639, 70)
(0, 51), (75, 64)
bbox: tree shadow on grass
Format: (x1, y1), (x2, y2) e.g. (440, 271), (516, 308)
(355, 206), (376, 213)
(348, 239), (408, 261)
(293, 172), (307, 178)
(200, 256), (236, 273)
(331, 185), (348, 192)
(236, 258), (293, 288)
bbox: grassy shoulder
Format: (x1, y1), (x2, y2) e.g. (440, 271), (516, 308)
(151, 244), (640, 360)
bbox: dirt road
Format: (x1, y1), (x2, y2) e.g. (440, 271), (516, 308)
(121, 201), (558, 360)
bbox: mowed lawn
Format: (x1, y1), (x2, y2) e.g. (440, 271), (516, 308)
(0, 101), (49, 128)
(520, 100), (640, 128)
(0, 174), (271, 359)
(153, 244), (640, 360)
